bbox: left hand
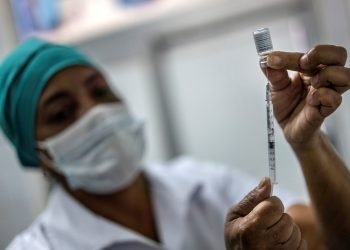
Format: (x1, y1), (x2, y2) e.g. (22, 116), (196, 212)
(264, 45), (349, 148)
(224, 178), (307, 250)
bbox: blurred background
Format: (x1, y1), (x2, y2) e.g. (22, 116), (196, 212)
(1, 0), (350, 247)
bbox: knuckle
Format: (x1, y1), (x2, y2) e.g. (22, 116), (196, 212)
(271, 214), (293, 241)
(338, 46), (348, 60)
(270, 70), (288, 85)
(296, 224), (302, 238)
(310, 44), (327, 57)
(224, 226), (236, 248)
(239, 222), (253, 243)
(224, 218), (244, 247)
(313, 44), (324, 53)
(305, 45), (322, 64)
(281, 213), (293, 227)
(226, 207), (237, 222)
(344, 67), (350, 79)
(327, 91), (341, 107)
(246, 188), (259, 201)
(249, 214), (261, 229)
(241, 215), (260, 236)
(292, 222), (302, 239)
(320, 65), (331, 76)
(242, 189), (260, 207)
(269, 196), (285, 212)
(298, 239), (308, 250)
(271, 229), (283, 242)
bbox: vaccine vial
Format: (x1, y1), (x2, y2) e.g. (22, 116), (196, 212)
(253, 28), (273, 68)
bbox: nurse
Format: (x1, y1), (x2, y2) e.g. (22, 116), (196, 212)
(1, 39), (349, 250)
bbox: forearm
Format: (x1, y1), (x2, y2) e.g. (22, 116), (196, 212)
(292, 132), (350, 249)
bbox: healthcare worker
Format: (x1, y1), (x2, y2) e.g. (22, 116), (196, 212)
(0, 39), (349, 250)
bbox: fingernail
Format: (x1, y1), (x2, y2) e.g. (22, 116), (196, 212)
(257, 177), (269, 190)
(267, 54), (282, 67)
(311, 74), (319, 87)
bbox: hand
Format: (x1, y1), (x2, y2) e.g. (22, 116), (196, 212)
(264, 45), (349, 148)
(225, 178), (307, 250)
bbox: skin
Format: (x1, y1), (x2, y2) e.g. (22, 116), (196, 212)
(35, 66), (160, 242)
(225, 178), (307, 250)
(225, 45), (350, 249)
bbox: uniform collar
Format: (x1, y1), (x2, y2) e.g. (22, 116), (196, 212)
(41, 184), (159, 249)
(39, 162), (203, 250)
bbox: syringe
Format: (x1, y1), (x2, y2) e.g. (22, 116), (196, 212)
(253, 28), (278, 186)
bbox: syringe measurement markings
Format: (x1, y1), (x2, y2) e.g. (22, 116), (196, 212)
(266, 83), (277, 184)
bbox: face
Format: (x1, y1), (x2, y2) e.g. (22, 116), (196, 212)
(36, 65), (122, 142)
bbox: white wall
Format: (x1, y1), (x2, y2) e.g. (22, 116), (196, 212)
(0, 1), (47, 249)
(0, 1), (18, 54)
(0, 134), (47, 249)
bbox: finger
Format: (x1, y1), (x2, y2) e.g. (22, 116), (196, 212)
(248, 196), (284, 228)
(264, 68), (291, 92)
(311, 66), (350, 94)
(281, 223), (302, 249)
(300, 45), (347, 70)
(226, 177), (272, 221)
(267, 51), (304, 71)
(267, 45), (347, 72)
(310, 88), (342, 117)
(267, 213), (294, 244)
(270, 73), (305, 125)
(308, 88), (321, 107)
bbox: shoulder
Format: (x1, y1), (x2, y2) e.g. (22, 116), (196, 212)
(6, 220), (51, 250)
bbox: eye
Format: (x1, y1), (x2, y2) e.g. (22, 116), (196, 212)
(93, 87), (113, 98)
(47, 102), (77, 125)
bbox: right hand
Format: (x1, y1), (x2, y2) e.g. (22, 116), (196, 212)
(264, 45), (348, 149)
(224, 177), (307, 250)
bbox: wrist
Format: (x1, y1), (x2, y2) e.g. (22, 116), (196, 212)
(289, 131), (325, 154)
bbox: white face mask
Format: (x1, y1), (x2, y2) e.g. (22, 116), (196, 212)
(38, 103), (145, 194)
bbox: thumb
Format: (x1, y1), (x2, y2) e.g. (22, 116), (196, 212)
(226, 177), (272, 222)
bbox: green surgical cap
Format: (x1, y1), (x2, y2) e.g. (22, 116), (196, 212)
(0, 38), (94, 168)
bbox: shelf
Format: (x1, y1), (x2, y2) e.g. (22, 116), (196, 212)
(31, 0), (214, 44)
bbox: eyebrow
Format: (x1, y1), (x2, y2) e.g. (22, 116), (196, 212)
(84, 72), (103, 87)
(42, 91), (70, 107)
(42, 72), (101, 105)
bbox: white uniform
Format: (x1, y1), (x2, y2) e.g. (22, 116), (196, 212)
(7, 157), (301, 250)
